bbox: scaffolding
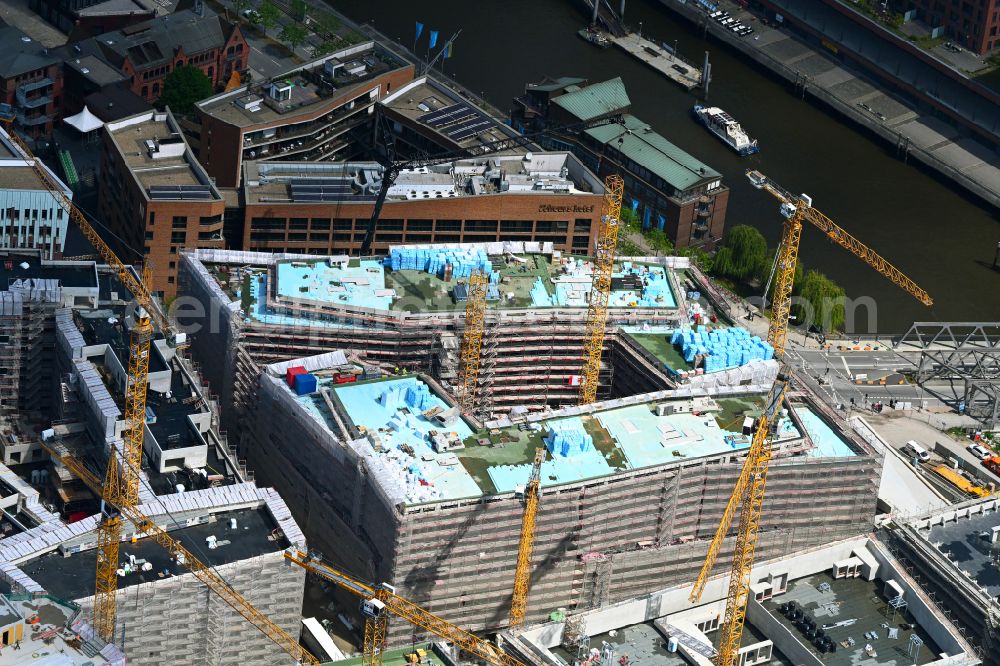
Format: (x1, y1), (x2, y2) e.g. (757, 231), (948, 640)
(579, 174), (624, 405)
(458, 269), (489, 413)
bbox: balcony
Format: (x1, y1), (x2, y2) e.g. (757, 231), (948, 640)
(16, 88), (51, 109)
(17, 77), (53, 94)
(243, 95), (373, 149)
(16, 111), (52, 127)
(248, 115), (367, 162)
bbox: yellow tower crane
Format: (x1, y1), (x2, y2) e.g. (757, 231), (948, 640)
(509, 447), (545, 629)
(459, 269), (489, 413)
(579, 174), (624, 405)
(0, 119), (179, 642)
(284, 550), (527, 666)
(688, 170), (932, 666)
(43, 443), (321, 664)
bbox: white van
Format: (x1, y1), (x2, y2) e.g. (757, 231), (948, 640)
(902, 440), (930, 462)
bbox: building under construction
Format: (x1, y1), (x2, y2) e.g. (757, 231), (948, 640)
(0, 253), (307, 665)
(178, 244), (705, 443)
(242, 345), (881, 644)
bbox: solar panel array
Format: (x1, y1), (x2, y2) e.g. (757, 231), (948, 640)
(289, 177), (372, 202)
(418, 102), (496, 142)
(148, 184), (215, 200)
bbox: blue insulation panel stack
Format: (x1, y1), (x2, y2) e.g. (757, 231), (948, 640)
(545, 423), (593, 458)
(671, 326), (775, 373)
(389, 247), (494, 280)
(405, 383), (433, 411)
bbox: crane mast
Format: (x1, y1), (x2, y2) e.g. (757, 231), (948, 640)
(579, 174), (624, 405)
(459, 269), (489, 414)
(690, 171), (932, 666)
(509, 447), (545, 628)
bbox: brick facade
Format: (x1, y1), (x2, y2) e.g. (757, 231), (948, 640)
(241, 192), (603, 255)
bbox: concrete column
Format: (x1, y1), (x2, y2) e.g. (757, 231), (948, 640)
(592, 0), (599, 24)
(619, 0), (625, 20)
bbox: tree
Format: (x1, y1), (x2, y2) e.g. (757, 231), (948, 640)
(290, 0), (308, 21)
(712, 245), (735, 278)
(618, 206), (640, 235)
(257, 0), (280, 31)
(279, 22), (309, 51)
(720, 225), (768, 283)
(158, 65), (213, 114)
(793, 269), (845, 332)
(644, 228), (673, 255)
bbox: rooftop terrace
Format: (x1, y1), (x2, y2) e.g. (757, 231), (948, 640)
(105, 110), (221, 201)
(21, 507), (285, 601)
(198, 43), (408, 128)
(761, 573), (943, 666)
(382, 77), (519, 154)
(243, 151), (601, 205)
(223, 252), (680, 325)
(294, 374), (855, 504)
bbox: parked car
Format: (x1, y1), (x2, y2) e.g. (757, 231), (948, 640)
(968, 444), (992, 460)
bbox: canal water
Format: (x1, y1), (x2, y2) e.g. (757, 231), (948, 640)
(332, 0), (1000, 333)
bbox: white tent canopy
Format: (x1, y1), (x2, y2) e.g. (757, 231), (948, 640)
(64, 106), (104, 133)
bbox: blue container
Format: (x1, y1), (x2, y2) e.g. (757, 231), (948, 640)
(294, 373), (317, 395)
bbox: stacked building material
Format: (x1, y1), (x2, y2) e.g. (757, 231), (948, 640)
(671, 326), (775, 373)
(545, 422), (594, 457)
(388, 247), (494, 280)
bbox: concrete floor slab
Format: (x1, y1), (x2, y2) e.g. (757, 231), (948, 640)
(794, 54), (838, 78)
(892, 117), (959, 149)
(811, 67), (855, 88)
(760, 37), (813, 63)
(828, 77), (878, 103)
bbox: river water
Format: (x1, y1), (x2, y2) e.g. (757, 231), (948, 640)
(332, 0), (999, 333)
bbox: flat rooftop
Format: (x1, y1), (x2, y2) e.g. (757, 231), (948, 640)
(0, 258), (97, 289)
(105, 111), (221, 201)
(218, 252), (680, 326)
(198, 44), (408, 128)
(550, 621), (792, 666)
(147, 369), (204, 451)
(761, 573), (943, 666)
(243, 151), (601, 205)
(21, 508), (286, 601)
(927, 509), (1000, 599)
(0, 595), (115, 665)
(296, 375), (855, 505)
(382, 77), (519, 154)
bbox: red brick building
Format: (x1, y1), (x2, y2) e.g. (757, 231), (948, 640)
(238, 156), (605, 255)
(89, 10), (248, 104)
(894, 0), (1000, 54)
(0, 25), (63, 139)
(100, 109), (226, 296)
(193, 43), (414, 188)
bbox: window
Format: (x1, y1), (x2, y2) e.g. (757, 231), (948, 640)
(310, 232), (330, 242)
(171, 231), (186, 243)
(406, 219), (432, 231)
(573, 236), (590, 248)
(435, 220), (461, 231)
(378, 219), (404, 231)
(375, 233), (402, 243)
(333, 219), (353, 230)
(500, 220), (532, 233)
(167, 276), (175, 284)
(172, 216), (188, 229)
(435, 234), (461, 242)
(289, 217), (309, 230)
(169, 246), (177, 254)
(145, 231), (154, 240)
(574, 218), (591, 232)
(288, 233), (307, 241)
(310, 218), (331, 230)
(251, 217), (286, 230)
(149, 212), (155, 226)
(464, 220), (498, 232)
(199, 214), (222, 226)
(169, 261), (176, 269)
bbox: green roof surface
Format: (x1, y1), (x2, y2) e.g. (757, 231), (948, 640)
(551, 77), (630, 122)
(585, 114), (720, 191)
(528, 76), (587, 93)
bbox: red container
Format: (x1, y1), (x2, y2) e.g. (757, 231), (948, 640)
(334, 374), (357, 384)
(286, 366), (307, 387)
